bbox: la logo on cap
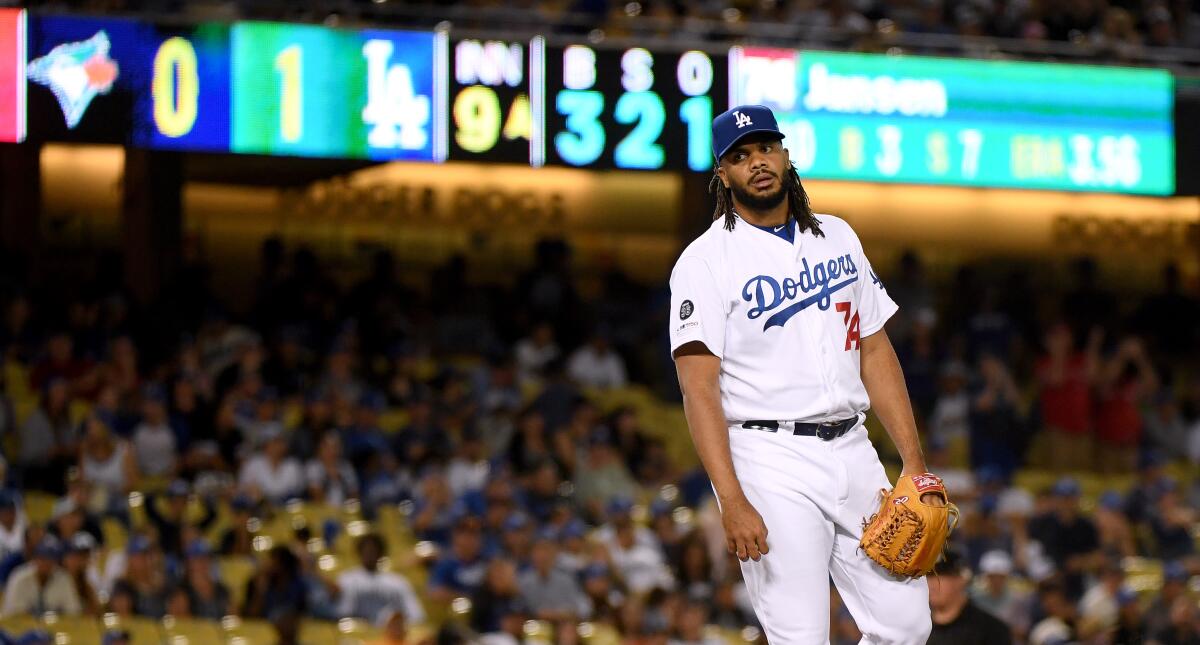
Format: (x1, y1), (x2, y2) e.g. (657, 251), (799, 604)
(733, 111), (753, 128)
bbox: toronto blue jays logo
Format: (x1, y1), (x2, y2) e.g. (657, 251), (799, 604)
(742, 254), (858, 330)
(27, 31), (119, 129)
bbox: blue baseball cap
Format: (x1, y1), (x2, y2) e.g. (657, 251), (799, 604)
(101, 630), (131, 645)
(712, 105), (785, 161)
(13, 630), (52, 645)
(33, 536), (62, 560)
(1052, 477), (1081, 497)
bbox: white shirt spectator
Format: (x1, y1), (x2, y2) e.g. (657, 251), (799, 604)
(445, 457), (489, 499)
(1, 562), (82, 616)
(0, 512), (26, 562)
(239, 455), (304, 504)
(607, 538), (674, 595)
(336, 567), (426, 626)
(514, 335), (560, 386)
(930, 390), (971, 443)
(132, 421), (176, 477)
(567, 342), (627, 390)
(304, 459), (358, 507)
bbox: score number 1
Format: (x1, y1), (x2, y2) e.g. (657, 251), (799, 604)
(555, 47), (713, 170)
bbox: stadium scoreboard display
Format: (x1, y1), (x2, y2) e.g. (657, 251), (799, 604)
(731, 48), (1175, 195)
(0, 9), (25, 143)
(545, 44), (726, 172)
(2, 9), (1179, 195)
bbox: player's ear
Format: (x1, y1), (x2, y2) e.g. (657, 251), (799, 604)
(716, 164), (730, 189)
(782, 147), (791, 166)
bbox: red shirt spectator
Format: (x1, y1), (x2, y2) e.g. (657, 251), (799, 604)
(1035, 324), (1097, 436)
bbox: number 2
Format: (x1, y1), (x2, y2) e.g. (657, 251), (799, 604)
(836, 302), (860, 351)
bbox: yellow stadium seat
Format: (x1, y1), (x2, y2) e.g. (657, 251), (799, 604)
(218, 556), (258, 612)
(23, 491), (57, 525)
(101, 517), (128, 550)
(42, 614), (101, 644)
(578, 621), (620, 645)
(221, 616), (280, 645)
(100, 614), (161, 645)
(335, 617), (382, 644)
(0, 614), (41, 635)
(299, 619), (339, 645)
(160, 616), (223, 644)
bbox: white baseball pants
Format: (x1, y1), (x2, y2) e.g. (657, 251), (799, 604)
(726, 422), (932, 644)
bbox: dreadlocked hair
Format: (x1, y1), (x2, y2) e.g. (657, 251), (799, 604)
(708, 163), (823, 237)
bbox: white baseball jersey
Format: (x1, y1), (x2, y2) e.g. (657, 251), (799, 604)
(668, 212), (897, 423)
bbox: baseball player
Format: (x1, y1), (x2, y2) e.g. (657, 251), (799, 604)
(669, 105), (946, 644)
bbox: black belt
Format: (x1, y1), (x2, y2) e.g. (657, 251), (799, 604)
(740, 416), (859, 440)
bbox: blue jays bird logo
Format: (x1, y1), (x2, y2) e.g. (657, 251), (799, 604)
(27, 31), (119, 128)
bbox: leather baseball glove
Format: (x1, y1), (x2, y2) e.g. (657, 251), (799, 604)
(859, 472), (960, 578)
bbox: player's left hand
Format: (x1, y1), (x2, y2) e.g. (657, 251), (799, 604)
(900, 466), (946, 506)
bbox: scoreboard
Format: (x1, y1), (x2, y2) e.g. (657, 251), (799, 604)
(731, 48), (1175, 195)
(4, 10), (1181, 195)
(545, 44), (725, 172)
(0, 9), (24, 143)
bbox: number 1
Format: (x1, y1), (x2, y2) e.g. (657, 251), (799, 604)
(275, 45), (302, 143)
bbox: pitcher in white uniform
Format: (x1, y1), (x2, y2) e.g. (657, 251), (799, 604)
(669, 105), (945, 644)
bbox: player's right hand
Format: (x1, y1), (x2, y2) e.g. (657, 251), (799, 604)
(721, 495), (769, 562)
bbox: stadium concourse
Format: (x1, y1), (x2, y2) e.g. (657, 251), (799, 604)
(0, 240), (1195, 644)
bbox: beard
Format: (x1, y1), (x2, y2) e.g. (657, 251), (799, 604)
(730, 170), (790, 212)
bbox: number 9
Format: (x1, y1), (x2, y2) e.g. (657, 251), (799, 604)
(454, 86), (501, 153)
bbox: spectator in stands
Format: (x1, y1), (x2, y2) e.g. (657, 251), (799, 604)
(62, 532), (100, 616)
(1095, 337), (1158, 472)
(306, 433), (358, 506)
(218, 494), (256, 557)
(238, 427), (304, 504)
(1151, 595), (1200, 644)
(968, 353), (1025, 477)
(566, 331), (627, 390)
(18, 377), (75, 493)
(409, 470), (456, 544)
(1077, 559), (1125, 637)
(926, 546), (1012, 642)
(181, 540), (229, 619)
(0, 490), (26, 563)
(334, 533), (425, 627)
(469, 557), (527, 634)
(674, 533), (715, 602)
(131, 383), (178, 479)
(1144, 561), (1191, 637)
(514, 322), (561, 388)
(0, 536), (81, 617)
(1147, 478), (1197, 561)
(78, 415), (137, 513)
(244, 545), (308, 621)
(605, 512), (674, 596)
(0, 523), (45, 586)
(1029, 477), (1101, 599)
(428, 516), (488, 604)
(1028, 579), (1077, 645)
(970, 550), (1031, 637)
(120, 536), (169, 618)
(444, 429), (489, 499)
(929, 361), (971, 448)
(518, 529), (591, 622)
(145, 479), (216, 557)
(1035, 323), (1098, 471)
(1093, 491), (1136, 559)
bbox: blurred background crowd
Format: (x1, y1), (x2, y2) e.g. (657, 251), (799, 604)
(0, 235), (1195, 644)
(7, 0), (1200, 68)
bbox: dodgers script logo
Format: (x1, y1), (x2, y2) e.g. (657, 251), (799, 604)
(742, 254), (858, 330)
(733, 111), (753, 128)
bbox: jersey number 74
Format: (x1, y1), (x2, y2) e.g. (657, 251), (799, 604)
(835, 302), (861, 350)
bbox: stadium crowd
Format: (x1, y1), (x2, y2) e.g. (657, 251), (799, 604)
(0, 239), (1196, 644)
(8, 0), (1200, 64)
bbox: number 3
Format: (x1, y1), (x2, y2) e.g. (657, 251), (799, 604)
(835, 302), (860, 350)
